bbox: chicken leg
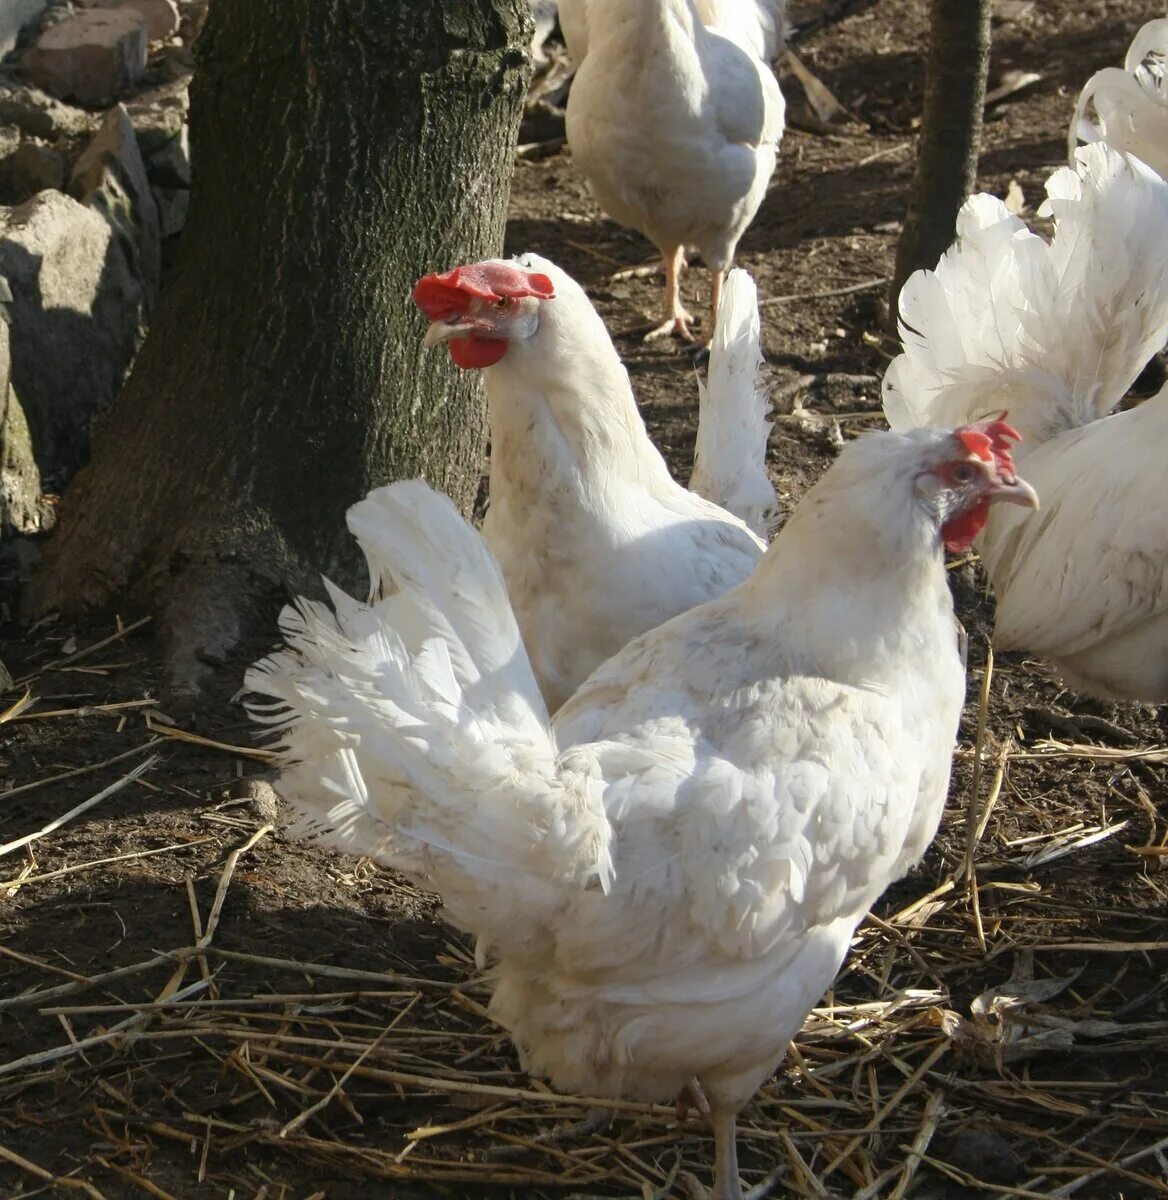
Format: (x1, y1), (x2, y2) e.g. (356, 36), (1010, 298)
(709, 268), (725, 344)
(708, 1102), (786, 1200)
(710, 1106), (743, 1200)
(645, 245), (696, 341)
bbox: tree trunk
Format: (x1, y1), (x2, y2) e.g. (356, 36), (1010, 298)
(887, 0), (991, 327)
(28, 0), (533, 692)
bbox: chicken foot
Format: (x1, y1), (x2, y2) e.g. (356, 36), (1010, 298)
(676, 1076), (714, 1124)
(482, 1106), (613, 1161)
(643, 245), (697, 341)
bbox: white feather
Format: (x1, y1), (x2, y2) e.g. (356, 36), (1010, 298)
(690, 269), (778, 537)
(480, 254), (765, 712)
(882, 143), (1168, 702)
(249, 427), (976, 1139)
(1070, 19), (1168, 178)
(245, 481), (615, 941)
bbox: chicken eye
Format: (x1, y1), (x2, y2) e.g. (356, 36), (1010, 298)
(949, 462), (979, 485)
(493, 297), (512, 311)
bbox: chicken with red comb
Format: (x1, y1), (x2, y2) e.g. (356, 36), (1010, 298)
(412, 252), (767, 712)
(413, 263), (555, 368)
(939, 421), (1036, 552)
(248, 423), (1036, 1200)
(884, 143), (1168, 702)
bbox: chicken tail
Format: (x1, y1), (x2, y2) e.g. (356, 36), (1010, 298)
(1069, 19), (1168, 180)
(884, 142), (1168, 449)
(690, 269), (778, 538)
(245, 481), (614, 945)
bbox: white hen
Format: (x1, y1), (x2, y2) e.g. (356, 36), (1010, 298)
(1071, 19), (1168, 178)
(560, 0), (785, 66)
(564, 0), (785, 341)
(696, 0), (786, 63)
(884, 143), (1168, 702)
(413, 253), (771, 712)
(246, 422), (1036, 1200)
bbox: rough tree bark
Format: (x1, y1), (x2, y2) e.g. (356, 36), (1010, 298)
(29, 0), (533, 691)
(887, 0), (991, 326)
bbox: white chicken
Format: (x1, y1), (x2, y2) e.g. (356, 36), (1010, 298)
(1071, 18), (1168, 178)
(560, 0), (785, 67)
(884, 143), (1168, 702)
(413, 253), (772, 712)
(246, 422), (1036, 1200)
(528, 0), (561, 65)
(697, 0), (786, 64)
(562, 0), (785, 341)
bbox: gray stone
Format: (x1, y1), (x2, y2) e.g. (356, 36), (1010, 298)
(177, 0), (207, 44)
(79, 0), (179, 41)
(0, 190), (145, 489)
(0, 294), (51, 537)
(145, 122), (188, 187)
(0, 83), (99, 141)
(0, 0), (50, 58)
(0, 138), (67, 205)
(22, 9), (148, 105)
(124, 77), (188, 157)
(70, 103), (160, 305)
(152, 182), (186, 237)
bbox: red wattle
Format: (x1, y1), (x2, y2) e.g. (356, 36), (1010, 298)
(449, 335), (508, 369)
(942, 499), (990, 552)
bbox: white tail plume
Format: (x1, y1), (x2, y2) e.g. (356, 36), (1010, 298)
(690, 269), (778, 537)
(245, 481), (614, 947)
(884, 143), (1168, 449)
(1070, 19), (1168, 179)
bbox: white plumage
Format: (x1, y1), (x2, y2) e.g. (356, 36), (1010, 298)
(563, 0), (785, 340)
(247, 424), (1035, 1200)
(694, 0), (786, 63)
(414, 253), (769, 712)
(1070, 19), (1168, 179)
(528, 0), (561, 65)
(884, 143), (1168, 702)
(691, 268), (777, 536)
(561, 0), (786, 66)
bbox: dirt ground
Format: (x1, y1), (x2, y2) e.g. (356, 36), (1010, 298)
(2, 2), (1167, 1197)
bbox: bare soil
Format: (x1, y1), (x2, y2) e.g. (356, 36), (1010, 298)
(2, 2), (1166, 1198)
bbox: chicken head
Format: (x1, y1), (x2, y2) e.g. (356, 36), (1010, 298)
(413, 261), (555, 368)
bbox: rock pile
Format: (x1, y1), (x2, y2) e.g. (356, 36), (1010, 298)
(0, 0), (199, 540)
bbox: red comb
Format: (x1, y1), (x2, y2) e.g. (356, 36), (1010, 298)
(955, 418), (1022, 478)
(412, 262), (555, 320)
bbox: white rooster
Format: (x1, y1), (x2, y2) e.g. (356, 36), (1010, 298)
(246, 422), (1036, 1200)
(413, 253), (773, 712)
(562, 0), (785, 341)
(1071, 18), (1168, 178)
(884, 143), (1168, 702)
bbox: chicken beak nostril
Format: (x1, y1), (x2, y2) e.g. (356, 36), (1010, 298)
(423, 319), (474, 348)
(990, 477), (1040, 510)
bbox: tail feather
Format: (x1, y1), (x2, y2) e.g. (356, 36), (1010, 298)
(245, 481), (614, 946)
(884, 144), (1168, 449)
(1070, 19), (1168, 179)
(690, 269), (778, 538)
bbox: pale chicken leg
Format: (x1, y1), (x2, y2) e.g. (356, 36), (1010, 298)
(644, 245), (697, 341)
